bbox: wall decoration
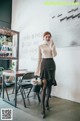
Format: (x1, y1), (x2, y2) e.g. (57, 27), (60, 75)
(78, 14), (80, 17)
(68, 9), (74, 13)
(73, 7), (78, 11)
(67, 15), (73, 20)
(52, 16), (55, 19)
(60, 17), (67, 21)
(57, 14), (62, 17)
(68, 8), (78, 13)
(72, 13), (80, 18)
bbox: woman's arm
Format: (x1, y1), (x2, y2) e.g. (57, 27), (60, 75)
(34, 46), (42, 76)
(50, 39), (57, 57)
(51, 45), (57, 57)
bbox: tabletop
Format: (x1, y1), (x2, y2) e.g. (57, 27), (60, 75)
(3, 69), (28, 76)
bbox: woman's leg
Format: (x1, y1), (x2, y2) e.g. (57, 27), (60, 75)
(46, 85), (52, 97)
(49, 86), (52, 97)
(46, 85), (51, 110)
(41, 79), (47, 116)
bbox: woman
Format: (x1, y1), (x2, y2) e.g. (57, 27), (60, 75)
(34, 31), (57, 118)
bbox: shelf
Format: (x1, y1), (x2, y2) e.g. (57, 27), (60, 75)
(0, 27), (19, 107)
(0, 56), (18, 60)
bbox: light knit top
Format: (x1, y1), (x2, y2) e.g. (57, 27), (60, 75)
(34, 40), (57, 76)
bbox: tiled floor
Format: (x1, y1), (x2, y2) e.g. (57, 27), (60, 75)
(0, 95), (80, 121)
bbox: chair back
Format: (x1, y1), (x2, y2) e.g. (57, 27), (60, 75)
(22, 72), (35, 80)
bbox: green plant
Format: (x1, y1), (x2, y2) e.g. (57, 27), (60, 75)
(9, 62), (15, 70)
(0, 67), (4, 76)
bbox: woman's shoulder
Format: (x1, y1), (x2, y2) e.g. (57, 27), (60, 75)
(39, 44), (44, 48)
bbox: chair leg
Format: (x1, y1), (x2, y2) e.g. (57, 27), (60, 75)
(0, 85), (2, 96)
(20, 88), (26, 107)
(5, 88), (10, 101)
(14, 85), (20, 106)
(12, 86), (15, 94)
(27, 87), (32, 98)
(16, 85), (20, 95)
(23, 89), (27, 98)
(36, 92), (41, 103)
(0, 89), (1, 96)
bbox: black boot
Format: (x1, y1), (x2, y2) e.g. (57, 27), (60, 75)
(41, 110), (46, 118)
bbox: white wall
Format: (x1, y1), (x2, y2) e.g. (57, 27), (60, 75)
(53, 47), (80, 103)
(12, 0), (80, 103)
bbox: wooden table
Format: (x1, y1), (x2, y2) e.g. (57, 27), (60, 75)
(3, 70), (28, 76)
(2, 69), (28, 107)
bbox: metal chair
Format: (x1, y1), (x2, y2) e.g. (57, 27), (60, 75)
(4, 80), (15, 101)
(17, 72), (35, 107)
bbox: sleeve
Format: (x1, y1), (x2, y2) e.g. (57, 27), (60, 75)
(50, 40), (57, 57)
(34, 46), (42, 76)
(51, 45), (57, 57)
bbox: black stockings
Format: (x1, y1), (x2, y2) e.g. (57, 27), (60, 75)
(41, 79), (51, 113)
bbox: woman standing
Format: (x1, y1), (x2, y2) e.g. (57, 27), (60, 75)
(34, 31), (57, 118)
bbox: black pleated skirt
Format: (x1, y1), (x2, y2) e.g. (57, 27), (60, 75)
(40, 58), (57, 86)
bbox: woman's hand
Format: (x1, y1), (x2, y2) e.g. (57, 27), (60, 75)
(49, 39), (57, 57)
(49, 39), (54, 49)
(34, 70), (40, 77)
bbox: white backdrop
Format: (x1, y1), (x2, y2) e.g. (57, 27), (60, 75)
(12, 0), (80, 103)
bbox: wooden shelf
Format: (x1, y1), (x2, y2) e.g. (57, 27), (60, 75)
(0, 56), (18, 60)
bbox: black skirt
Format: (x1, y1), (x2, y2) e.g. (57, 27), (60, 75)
(40, 58), (57, 86)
